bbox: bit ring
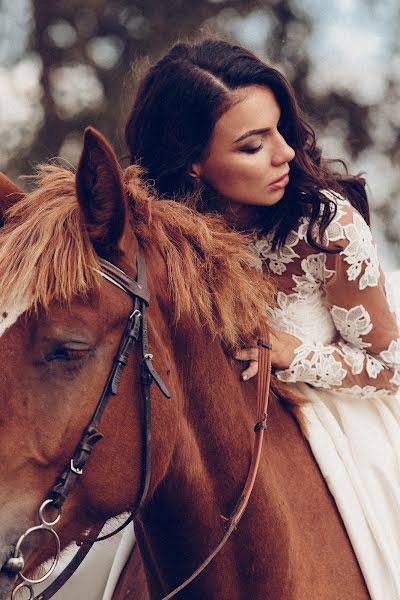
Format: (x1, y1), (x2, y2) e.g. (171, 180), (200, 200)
(13, 525), (60, 585)
(12, 581), (34, 599)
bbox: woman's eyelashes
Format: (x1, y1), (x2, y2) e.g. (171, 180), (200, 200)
(239, 143), (263, 154)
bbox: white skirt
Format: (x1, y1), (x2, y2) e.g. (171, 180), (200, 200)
(297, 271), (400, 600)
(299, 384), (400, 600)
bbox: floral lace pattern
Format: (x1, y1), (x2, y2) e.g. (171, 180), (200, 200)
(292, 254), (335, 297)
(330, 305), (372, 348)
(276, 342), (347, 388)
(248, 230), (299, 275)
(334, 385), (394, 401)
(339, 343), (365, 375)
(250, 194), (400, 395)
(380, 339), (400, 385)
(341, 213), (380, 289)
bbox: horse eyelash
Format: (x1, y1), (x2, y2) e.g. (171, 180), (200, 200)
(46, 348), (89, 362)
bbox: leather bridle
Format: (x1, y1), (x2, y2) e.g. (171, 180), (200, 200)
(50, 246), (171, 531)
(3, 242), (272, 600)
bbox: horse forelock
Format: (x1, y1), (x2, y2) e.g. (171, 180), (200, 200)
(0, 165), (101, 318)
(0, 164), (274, 348)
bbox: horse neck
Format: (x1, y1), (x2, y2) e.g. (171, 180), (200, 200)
(137, 263), (370, 599)
(139, 322), (259, 597)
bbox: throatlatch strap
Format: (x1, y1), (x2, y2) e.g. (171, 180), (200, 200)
(33, 523), (104, 600)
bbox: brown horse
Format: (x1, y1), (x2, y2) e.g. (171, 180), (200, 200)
(0, 129), (368, 599)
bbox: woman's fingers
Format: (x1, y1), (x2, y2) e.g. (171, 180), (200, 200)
(235, 348), (258, 362)
(241, 360), (259, 381)
(234, 347), (259, 381)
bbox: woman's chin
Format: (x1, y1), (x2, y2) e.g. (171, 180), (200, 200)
(265, 188), (286, 204)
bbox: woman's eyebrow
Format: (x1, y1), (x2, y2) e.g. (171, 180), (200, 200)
(234, 127), (271, 143)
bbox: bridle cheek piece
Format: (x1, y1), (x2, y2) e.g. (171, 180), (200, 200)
(3, 243), (271, 600)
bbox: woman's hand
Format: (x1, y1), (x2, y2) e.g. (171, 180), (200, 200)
(235, 330), (301, 380)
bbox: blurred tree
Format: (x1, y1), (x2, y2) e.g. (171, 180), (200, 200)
(1, 0), (400, 259)
(13, 0), (264, 173)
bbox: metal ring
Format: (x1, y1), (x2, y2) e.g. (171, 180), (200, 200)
(39, 498), (62, 527)
(14, 525), (60, 585)
(144, 353), (153, 360)
(11, 581), (34, 599)
(130, 308), (141, 319)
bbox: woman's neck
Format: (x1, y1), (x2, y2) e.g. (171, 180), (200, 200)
(219, 200), (259, 232)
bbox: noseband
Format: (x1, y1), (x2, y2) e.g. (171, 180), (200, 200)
(3, 243), (272, 600)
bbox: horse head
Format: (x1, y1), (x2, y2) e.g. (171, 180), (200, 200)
(0, 130), (174, 594)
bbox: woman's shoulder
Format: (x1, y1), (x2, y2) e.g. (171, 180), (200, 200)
(318, 189), (371, 251)
(318, 189), (381, 289)
(272, 189), (361, 251)
(247, 189), (371, 274)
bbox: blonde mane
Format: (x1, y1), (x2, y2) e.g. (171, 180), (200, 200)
(0, 165), (274, 347)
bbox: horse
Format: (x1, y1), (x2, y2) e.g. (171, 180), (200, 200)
(0, 128), (369, 599)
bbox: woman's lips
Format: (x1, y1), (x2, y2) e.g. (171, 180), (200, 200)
(269, 172), (289, 190)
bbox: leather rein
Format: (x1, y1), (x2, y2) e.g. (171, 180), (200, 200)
(4, 243), (272, 600)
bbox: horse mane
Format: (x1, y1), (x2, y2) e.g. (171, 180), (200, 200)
(0, 164), (274, 347)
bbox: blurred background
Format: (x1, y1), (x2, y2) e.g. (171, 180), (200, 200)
(1, 0), (399, 268)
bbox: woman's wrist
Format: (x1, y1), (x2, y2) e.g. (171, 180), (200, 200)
(270, 332), (300, 370)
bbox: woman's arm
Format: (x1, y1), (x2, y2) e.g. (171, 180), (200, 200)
(274, 204), (400, 396)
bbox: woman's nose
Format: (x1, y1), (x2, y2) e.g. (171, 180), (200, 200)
(272, 134), (295, 166)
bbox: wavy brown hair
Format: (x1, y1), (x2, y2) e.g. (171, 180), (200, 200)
(125, 38), (369, 251)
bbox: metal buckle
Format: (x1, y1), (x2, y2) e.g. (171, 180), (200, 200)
(70, 459), (83, 475)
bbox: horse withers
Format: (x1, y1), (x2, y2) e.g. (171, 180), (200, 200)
(0, 128), (368, 599)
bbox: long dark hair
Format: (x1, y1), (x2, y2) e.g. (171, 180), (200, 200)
(125, 38), (369, 250)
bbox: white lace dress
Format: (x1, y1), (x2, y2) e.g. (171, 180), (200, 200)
(249, 192), (400, 600)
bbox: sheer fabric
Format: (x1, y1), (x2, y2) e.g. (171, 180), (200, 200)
(250, 192), (400, 393)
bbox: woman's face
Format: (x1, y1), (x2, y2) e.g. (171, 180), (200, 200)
(192, 85), (295, 224)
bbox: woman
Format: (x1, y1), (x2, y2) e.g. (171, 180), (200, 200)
(124, 39), (400, 598)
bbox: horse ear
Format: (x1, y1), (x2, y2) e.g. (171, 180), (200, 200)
(76, 127), (126, 256)
(0, 173), (25, 226)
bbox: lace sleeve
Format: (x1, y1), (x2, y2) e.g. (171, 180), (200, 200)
(275, 201), (400, 397)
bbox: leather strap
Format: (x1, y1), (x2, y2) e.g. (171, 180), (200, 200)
(98, 258), (150, 305)
(160, 322), (272, 599)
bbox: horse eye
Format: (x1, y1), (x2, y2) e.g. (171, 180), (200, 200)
(46, 348), (90, 362)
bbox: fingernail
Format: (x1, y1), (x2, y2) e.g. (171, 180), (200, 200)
(242, 374), (247, 381)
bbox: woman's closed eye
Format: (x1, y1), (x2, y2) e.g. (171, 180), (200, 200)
(239, 144), (263, 154)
